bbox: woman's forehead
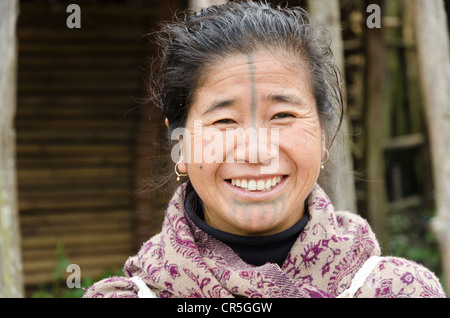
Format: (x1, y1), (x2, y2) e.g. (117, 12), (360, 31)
(196, 52), (308, 90)
(193, 51), (313, 101)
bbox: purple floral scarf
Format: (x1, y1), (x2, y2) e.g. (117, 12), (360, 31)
(83, 184), (445, 298)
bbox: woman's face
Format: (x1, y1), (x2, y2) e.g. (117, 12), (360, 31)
(177, 50), (324, 236)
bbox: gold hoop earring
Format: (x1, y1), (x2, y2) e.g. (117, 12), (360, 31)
(174, 162), (188, 181)
(321, 149), (329, 170)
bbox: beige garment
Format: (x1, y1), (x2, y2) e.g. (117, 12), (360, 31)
(84, 184), (446, 298)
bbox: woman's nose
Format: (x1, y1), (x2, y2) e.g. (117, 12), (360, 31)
(232, 127), (279, 165)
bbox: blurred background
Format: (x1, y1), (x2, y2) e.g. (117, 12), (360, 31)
(1, 0), (449, 297)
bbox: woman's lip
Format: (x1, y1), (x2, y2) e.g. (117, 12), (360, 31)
(224, 175), (288, 201)
(225, 175), (284, 181)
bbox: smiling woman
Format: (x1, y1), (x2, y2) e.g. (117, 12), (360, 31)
(83, 1), (446, 298)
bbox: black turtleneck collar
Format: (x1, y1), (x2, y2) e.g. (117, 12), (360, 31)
(184, 183), (309, 267)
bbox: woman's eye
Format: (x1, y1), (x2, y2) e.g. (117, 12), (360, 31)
(214, 118), (236, 124)
(272, 113), (295, 120)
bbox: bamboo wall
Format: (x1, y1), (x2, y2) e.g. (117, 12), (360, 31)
(15, 0), (172, 291)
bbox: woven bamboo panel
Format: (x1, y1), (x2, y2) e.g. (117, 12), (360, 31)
(15, 0), (165, 290)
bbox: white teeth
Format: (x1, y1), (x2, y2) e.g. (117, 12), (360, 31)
(248, 180), (256, 190)
(256, 180), (265, 190)
(230, 176), (284, 191)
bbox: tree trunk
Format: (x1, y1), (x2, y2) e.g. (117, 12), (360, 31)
(364, 0), (388, 248)
(0, 0), (24, 298)
(308, 0), (358, 213)
(411, 0), (450, 292)
(189, 0), (228, 11)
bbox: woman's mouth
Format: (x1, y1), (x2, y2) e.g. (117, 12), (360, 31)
(226, 176), (285, 192)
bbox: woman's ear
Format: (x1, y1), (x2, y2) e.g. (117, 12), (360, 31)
(165, 118), (169, 128)
(321, 128), (327, 158)
(177, 159), (188, 174)
(177, 135), (187, 173)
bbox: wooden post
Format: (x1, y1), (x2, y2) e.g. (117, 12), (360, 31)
(364, 0), (388, 248)
(308, 0), (358, 213)
(0, 0), (24, 297)
(188, 0), (228, 11)
(411, 0), (450, 291)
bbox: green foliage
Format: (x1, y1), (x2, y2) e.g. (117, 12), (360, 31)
(387, 208), (443, 282)
(31, 242), (124, 298)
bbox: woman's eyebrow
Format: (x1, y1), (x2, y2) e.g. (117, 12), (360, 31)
(202, 98), (236, 116)
(268, 93), (306, 106)
(201, 93), (305, 116)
